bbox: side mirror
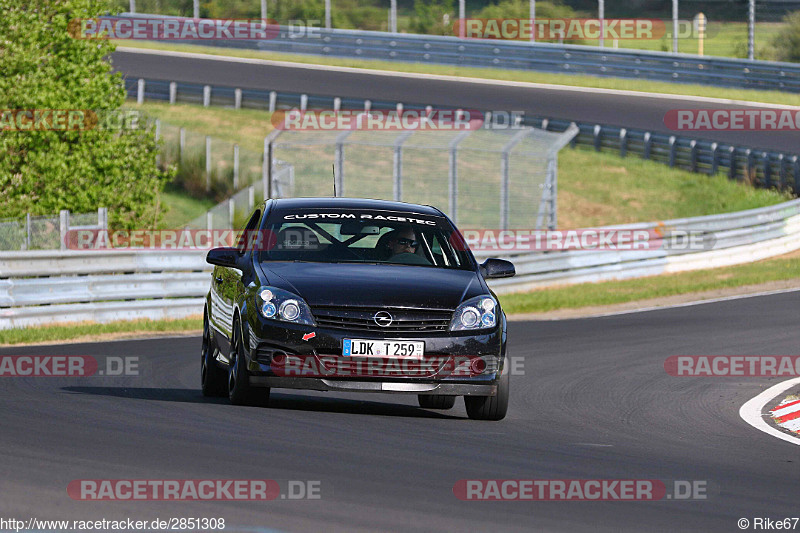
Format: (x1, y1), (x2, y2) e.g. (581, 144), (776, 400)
(206, 247), (241, 269)
(480, 258), (516, 279)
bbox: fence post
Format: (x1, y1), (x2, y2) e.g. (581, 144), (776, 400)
(169, 81), (177, 104)
(59, 210), (69, 251)
(778, 154), (786, 189)
(98, 207), (108, 230)
(334, 131), (353, 197)
(763, 152), (771, 188)
(179, 127), (185, 162)
(203, 85), (211, 107)
(689, 140), (698, 172)
(263, 136), (270, 199)
(248, 186), (255, 211)
(234, 88), (242, 109)
(25, 212), (31, 251)
(393, 131), (413, 202)
(619, 128), (627, 158)
(643, 131), (652, 160)
(333, 97), (341, 112)
(228, 198), (235, 229)
(541, 118), (549, 131)
(499, 129), (532, 230)
(233, 144), (240, 190)
(207, 212), (212, 231)
(137, 78), (145, 104)
(729, 146), (737, 179)
(205, 136), (212, 192)
(364, 99), (372, 112)
(300, 94), (308, 111)
(745, 149), (754, 182)
(268, 91), (277, 113)
(710, 142), (719, 175)
(668, 136), (677, 167)
(593, 125), (601, 152)
(448, 131), (470, 224)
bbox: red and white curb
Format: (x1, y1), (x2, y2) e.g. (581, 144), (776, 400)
(740, 377), (800, 446)
(770, 397), (800, 434)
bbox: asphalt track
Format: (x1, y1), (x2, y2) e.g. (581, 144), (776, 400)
(111, 49), (800, 153)
(2, 291), (799, 532)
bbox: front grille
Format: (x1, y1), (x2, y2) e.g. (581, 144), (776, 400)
(312, 306), (453, 333)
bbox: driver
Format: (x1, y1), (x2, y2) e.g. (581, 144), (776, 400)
(385, 227), (419, 257)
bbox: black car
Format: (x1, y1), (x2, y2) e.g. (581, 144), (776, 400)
(202, 197), (515, 420)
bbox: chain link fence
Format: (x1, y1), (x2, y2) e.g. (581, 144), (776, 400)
(0, 209), (108, 251)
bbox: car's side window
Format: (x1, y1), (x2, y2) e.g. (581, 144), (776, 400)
(237, 208), (262, 253)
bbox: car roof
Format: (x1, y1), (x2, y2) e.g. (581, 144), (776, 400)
(269, 197), (444, 216)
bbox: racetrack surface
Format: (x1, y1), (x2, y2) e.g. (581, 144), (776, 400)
(111, 49), (800, 154)
(2, 291), (799, 532)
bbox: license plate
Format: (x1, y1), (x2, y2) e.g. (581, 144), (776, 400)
(343, 339), (424, 358)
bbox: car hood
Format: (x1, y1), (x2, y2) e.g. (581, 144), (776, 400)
(259, 262), (484, 309)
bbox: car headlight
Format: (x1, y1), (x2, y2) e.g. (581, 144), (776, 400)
(257, 286), (315, 326)
(450, 296), (497, 331)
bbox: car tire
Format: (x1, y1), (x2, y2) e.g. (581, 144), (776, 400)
(418, 394), (456, 410)
(464, 367), (509, 421)
(201, 311), (227, 397)
(228, 319), (269, 406)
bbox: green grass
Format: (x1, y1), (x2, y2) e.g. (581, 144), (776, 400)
(116, 38), (800, 106)
(158, 186), (217, 228)
(140, 101), (791, 229)
(0, 317), (202, 346)
(499, 250), (800, 314)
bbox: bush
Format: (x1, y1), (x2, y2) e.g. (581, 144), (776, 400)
(771, 11), (800, 62)
(0, 0), (172, 230)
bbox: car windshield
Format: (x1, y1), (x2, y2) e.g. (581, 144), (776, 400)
(258, 209), (474, 270)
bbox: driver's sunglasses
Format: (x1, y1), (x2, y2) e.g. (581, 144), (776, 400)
(396, 238), (419, 248)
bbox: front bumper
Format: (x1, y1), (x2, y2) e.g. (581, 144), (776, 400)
(243, 310), (506, 395)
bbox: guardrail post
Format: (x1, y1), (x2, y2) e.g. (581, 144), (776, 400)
(333, 97), (341, 112)
(593, 125), (602, 152)
(137, 78), (145, 104)
(364, 99), (372, 112)
(793, 156), (800, 195)
(619, 128), (627, 158)
(300, 94), (308, 111)
(179, 127), (185, 162)
(729, 146), (737, 179)
(710, 142), (719, 175)
(763, 152), (771, 188)
(169, 81), (177, 104)
(233, 144), (240, 190)
(668, 136), (677, 167)
(689, 140), (698, 172)
(540, 118), (549, 131)
(25, 213), (31, 251)
(203, 85), (211, 107)
(59, 210), (69, 251)
(569, 122), (578, 148)
(643, 131), (652, 160)
(205, 136), (212, 192)
(745, 149), (754, 183)
(778, 154), (786, 189)
(269, 91), (277, 113)
(234, 88), (242, 109)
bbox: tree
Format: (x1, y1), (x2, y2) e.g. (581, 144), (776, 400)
(0, 0), (170, 229)
(410, 0), (454, 35)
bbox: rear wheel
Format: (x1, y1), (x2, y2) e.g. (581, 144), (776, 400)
(201, 311), (227, 397)
(418, 394), (456, 410)
(464, 367), (509, 421)
(228, 320), (269, 406)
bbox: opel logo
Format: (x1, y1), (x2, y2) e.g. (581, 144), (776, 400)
(373, 311), (393, 327)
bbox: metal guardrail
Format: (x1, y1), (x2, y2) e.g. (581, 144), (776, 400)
(2, 199), (800, 328)
(129, 77), (800, 193)
(114, 13), (800, 93)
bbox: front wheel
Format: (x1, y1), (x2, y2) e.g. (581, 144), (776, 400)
(464, 368), (509, 421)
(418, 394), (456, 410)
(228, 320), (269, 406)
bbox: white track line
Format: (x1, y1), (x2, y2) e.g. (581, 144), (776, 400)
(740, 377), (800, 446)
(116, 46), (800, 110)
